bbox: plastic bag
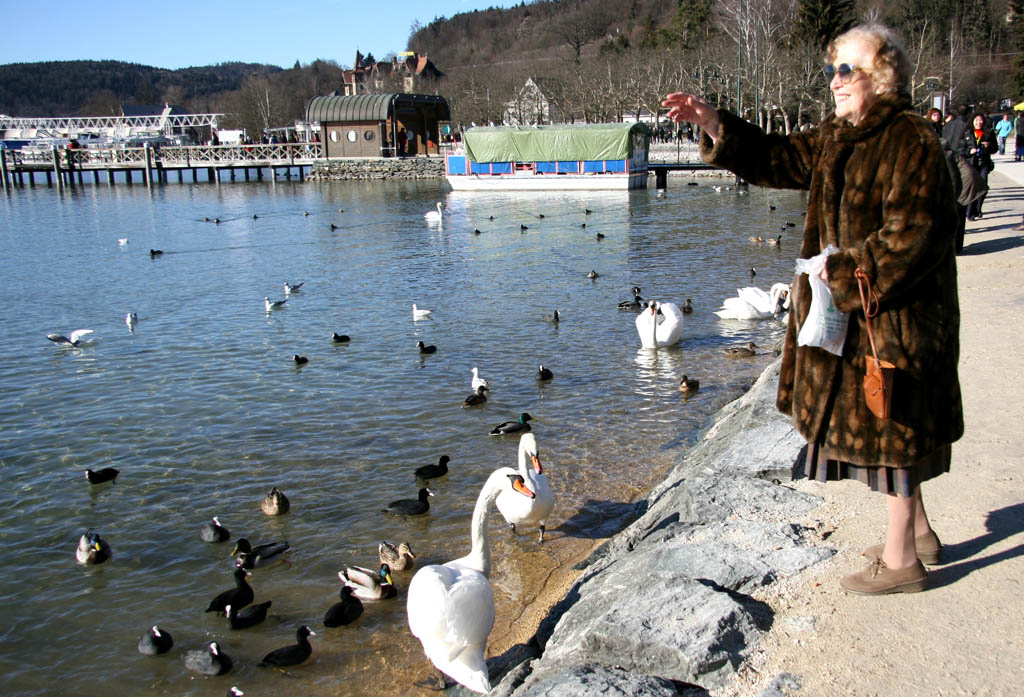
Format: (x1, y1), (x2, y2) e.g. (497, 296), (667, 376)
(795, 245), (849, 355)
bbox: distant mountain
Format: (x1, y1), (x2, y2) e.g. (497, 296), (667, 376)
(0, 60), (282, 116)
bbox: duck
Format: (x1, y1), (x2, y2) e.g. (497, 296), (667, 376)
(260, 625), (315, 668)
(748, 235), (764, 243)
(414, 455), (450, 480)
(284, 281), (304, 295)
(679, 375), (700, 392)
(723, 342), (758, 358)
(137, 625), (173, 655)
(261, 487), (290, 516)
(461, 385), (488, 407)
(117, 238), (129, 246)
(226, 600), (272, 630)
(682, 298), (694, 314)
(332, 332), (351, 343)
(324, 586), (364, 627)
(149, 249), (163, 257)
(416, 340), (437, 354)
(205, 567), (254, 615)
(406, 468), (520, 693)
(231, 538), (291, 568)
(494, 433), (554, 543)
(587, 270), (599, 279)
(542, 310), (560, 323)
(412, 304), (432, 319)
(470, 367), (489, 391)
(766, 234), (782, 245)
(293, 355), (308, 365)
(617, 287), (643, 310)
(379, 540), (416, 571)
(264, 296), (287, 312)
(183, 641), (233, 676)
(536, 365), (553, 381)
(47, 329), (93, 347)
(383, 488), (433, 516)
(489, 412), (534, 436)
(635, 299), (685, 348)
(84, 467), (119, 485)
(340, 563), (397, 600)
(200, 516), (230, 543)
(595, 232), (605, 240)
(125, 312), (138, 332)
(425, 202), (443, 222)
(75, 532), (111, 565)
(520, 224), (529, 231)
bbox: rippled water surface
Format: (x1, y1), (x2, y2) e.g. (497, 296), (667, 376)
(0, 176), (807, 697)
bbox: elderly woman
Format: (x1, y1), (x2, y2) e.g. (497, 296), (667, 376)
(663, 24), (962, 595)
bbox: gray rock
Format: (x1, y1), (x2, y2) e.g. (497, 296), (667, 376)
(502, 663), (707, 697)
(757, 672), (802, 697)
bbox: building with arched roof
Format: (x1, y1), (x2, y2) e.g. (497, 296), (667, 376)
(305, 93), (450, 158)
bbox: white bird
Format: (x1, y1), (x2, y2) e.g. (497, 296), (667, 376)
(117, 238), (128, 246)
(635, 300), (685, 348)
(471, 367), (489, 391)
(424, 202), (443, 222)
(495, 433), (554, 543)
(46, 329), (93, 347)
(125, 312), (138, 332)
(284, 282), (304, 295)
(713, 285), (790, 320)
(265, 296), (287, 312)
(407, 468), (517, 694)
(412, 304), (432, 320)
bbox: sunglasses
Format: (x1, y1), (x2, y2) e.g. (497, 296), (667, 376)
(824, 63), (869, 83)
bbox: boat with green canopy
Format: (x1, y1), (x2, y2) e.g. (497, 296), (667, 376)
(445, 122), (650, 191)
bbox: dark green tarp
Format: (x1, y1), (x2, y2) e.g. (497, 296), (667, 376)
(462, 123), (648, 163)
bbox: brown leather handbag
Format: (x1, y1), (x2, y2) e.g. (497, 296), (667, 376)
(856, 269), (895, 419)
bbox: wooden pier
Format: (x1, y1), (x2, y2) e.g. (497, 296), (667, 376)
(0, 142), (324, 191)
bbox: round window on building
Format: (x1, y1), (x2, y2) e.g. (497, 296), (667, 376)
(329, 130), (339, 143)
(346, 130), (358, 143)
(364, 130), (375, 142)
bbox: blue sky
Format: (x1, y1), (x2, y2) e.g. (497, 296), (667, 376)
(0, 0), (516, 70)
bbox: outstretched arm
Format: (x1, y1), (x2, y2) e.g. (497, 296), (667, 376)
(661, 92), (721, 142)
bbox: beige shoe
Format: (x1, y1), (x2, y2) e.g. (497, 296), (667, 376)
(841, 559), (927, 595)
(862, 530), (942, 565)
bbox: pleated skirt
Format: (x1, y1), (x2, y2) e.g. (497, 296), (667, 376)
(803, 442), (951, 497)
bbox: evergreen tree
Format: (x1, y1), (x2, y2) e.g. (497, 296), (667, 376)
(793, 0), (856, 52)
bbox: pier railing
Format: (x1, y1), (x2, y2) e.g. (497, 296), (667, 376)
(8, 143), (323, 168)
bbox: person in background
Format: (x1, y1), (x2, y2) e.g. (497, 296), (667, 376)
(663, 23), (962, 595)
(993, 113), (1014, 155)
(958, 112), (997, 221)
(1015, 110), (1024, 162)
(926, 107), (943, 136)
(397, 127), (408, 157)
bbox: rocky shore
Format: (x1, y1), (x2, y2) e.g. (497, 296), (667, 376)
(477, 357), (833, 697)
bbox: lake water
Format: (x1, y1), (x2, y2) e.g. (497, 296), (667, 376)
(0, 174), (806, 697)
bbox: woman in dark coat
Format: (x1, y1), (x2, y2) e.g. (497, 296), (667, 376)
(957, 113), (998, 220)
(663, 24), (962, 595)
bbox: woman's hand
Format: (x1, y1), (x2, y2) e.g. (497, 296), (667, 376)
(661, 92), (721, 143)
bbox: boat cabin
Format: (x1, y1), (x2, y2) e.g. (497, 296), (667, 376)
(305, 93), (450, 158)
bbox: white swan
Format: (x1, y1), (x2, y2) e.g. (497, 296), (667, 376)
(407, 468), (516, 693)
(424, 202), (443, 222)
(714, 284), (790, 320)
(495, 433), (554, 542)
(412, 304), (432, 320)
(634, 300), (685, 348)
(471, 367), (489, 391)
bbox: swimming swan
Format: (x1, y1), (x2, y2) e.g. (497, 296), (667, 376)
(635, 300), (684, 348)
(495, 433), (554, 543)
(425, 202), (443, 222)
(713, 284), (790, 320)
(406, 469), (520, 693)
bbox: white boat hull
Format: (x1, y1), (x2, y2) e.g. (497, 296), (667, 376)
(446, 173), (647, 191)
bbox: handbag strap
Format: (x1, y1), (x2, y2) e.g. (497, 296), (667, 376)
(854, 269), (881, 360)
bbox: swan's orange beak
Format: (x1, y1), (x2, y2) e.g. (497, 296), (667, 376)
(513, 478), (536, 498)
(531, 454), (543, 475)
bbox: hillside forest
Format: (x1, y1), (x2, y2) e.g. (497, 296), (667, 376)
(2, 0), (1022, 137)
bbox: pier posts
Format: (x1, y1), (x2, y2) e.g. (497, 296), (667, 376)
(51, 146), (62, 190)
(143, 145), (153, 189)
(0, 149), (8, 192)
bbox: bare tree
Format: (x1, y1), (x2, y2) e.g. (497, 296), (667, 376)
(549, 3), (614, 64)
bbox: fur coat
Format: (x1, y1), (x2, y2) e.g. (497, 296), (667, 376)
(701, 93), (963, 467)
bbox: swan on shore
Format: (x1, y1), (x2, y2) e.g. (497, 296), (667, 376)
(635, 300), (684, 348)
(495, 433), (554, 542)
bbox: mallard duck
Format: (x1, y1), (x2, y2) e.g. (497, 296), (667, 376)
(379, 540), (416, 571)
(461, 385), (488, 407)
(76, 532), (111, 565)
(259, 625), (315, 668)
(383, 488), (433, 516)
(495, 434), (554, 543)
(489, 412), (534, 436)
(723, 342), (758, 358)
(261, 487), (290, 516)
(536, 365), (553, 381)
(47, 329), (93, 347)
(766, 234), (782, 245)
(682, 298), (694, 314)
(226, 600), (272, 630)
(341, 563), (397, 600)
(748, 235), (764, 243)
(205, 567), (254, 615)
(183, 641), (233, 676)
(200, 516), (230, 543)
(324, 586), (364, 627)
(416, 341), (437, 354)
(679, 375), (700, 392)
(617, 287), (643, 309)
(414, 455), (450, 480)
(264, 296), (287, 312)
(85, 467), (119, 485)
(138, 625), (173, 655)
(232, 538), (291, 568)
